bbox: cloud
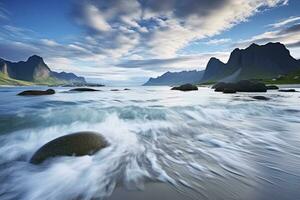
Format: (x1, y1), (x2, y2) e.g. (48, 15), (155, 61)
(72, 0), (287, 59)
(0, 0), (292, 85)
(82, 4), (111, 32)
(206, 38), (232, 45)
(268, 16), (300, 28)
(0, 3), (9, 20)
(117, 52), (230, 72)
(234, 23), (300, 48)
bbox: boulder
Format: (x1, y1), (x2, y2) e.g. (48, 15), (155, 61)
(69, 88), (100, 92)
(278, 89), (297, 92)
(30, 132), (109, 164)
(234, 80), (267, 92)
(223, 88), (236, 94)
(213, 82), (235, 92)
(18, 89), (55, 96)
(266, 85), (279, 90)
(124, 88), (130, 91)
(213, 80), (267, 93)
(251, 96), (270, 100)
(171, 84), (198, 91)
(110, 89), (120, 91)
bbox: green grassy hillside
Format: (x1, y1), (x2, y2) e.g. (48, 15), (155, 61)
(0, 72), (67, 86)
(0, 73), (33, 86)
(263, 70), (300, 84)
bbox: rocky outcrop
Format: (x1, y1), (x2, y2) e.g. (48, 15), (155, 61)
(171, 84), (198, 91)
(213, 80), (267, 93)
(18, 89), (55, 96)
(69, 88), (100, 92)
(30, 132), (109, 164)
(278, 89), (297, 92)
(266, 85), (279, 90)
(251, 96), (270, 100)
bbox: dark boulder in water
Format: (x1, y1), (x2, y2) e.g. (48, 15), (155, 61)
(110, 89), (120, 91)
(124, 88), (130, 91)
(266, 85), (279, 90)
(278, 89), (297, 92)
(213, 80), (267, 93)
(171, 84), (198, 91)
(252, 96), (270, 100)
(223, 88), (236, 94)
(213, 82), (235, 92)
(30, 132), (109, 165)
(18, 89), (55, 96)
(69, 88), (100, 92)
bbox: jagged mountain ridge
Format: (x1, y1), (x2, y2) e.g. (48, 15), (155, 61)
(143, 70), (204, 86)
(202, 42), (300, 82)
(0, 55), (85, 85)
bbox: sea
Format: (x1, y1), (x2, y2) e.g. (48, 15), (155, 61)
(0, 85), (300, 200)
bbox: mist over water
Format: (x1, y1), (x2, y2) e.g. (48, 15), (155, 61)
(0, 86), (300, 200)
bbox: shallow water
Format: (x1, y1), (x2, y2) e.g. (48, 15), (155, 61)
(0, 86), (300, 200)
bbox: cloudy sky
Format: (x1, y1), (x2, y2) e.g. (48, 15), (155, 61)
(0, 0), (300, 85)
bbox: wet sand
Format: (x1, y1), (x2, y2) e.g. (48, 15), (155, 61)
(108, 183), (192, 200)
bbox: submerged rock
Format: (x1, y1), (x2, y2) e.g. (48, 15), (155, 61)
(252, 96), (270, 100)
(30, 132), (108, 164)
(171, 84), (198, 91)
(266, 85), (279, 90)
(110, 89), (120, 91)
(213, 80), (267, 93)
(69, 88), (100, 92)
(278, 89), (297, 92)
(124, 88), (130, 91)
(18, 89), (55, 96)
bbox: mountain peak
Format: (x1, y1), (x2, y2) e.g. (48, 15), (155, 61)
(208, 57), (222, 63)
(249, 43), (259, 48)
(27, 55), (44, 63)
(202, 42), (300, 82)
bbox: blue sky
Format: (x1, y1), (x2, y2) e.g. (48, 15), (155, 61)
(0, 0), (300, 85)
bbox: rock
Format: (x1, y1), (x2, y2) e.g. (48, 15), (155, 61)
(234, 80), (267, 92)
(30, 132), (109, 164)
(124, 88), (130, 91)
(251, 96), (270, 100)
(278, 89), (297, 92)
(171, 84), (198, 91)
(110, 89), (120, 91)
(223, 88), (236, 94)
(213, 82), (235, 92)
(213, 80), (267, 93)
(266, 85), (279, 90)
(18, 89), (55, 96)
(69, 88), (100, 92)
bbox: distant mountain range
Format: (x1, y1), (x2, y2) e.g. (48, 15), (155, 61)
(0, 55), (86, 85)
(144, 42), (300, 85)
(143, 70), (204, 86)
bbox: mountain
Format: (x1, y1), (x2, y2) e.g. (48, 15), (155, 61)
(201, 42), (300, 83)
(143, 70), (204, 86)
(0, 55), (86, 85)
(51, 71), (85, 84)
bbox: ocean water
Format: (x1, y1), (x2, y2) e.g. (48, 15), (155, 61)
(0, 86), (300, 200)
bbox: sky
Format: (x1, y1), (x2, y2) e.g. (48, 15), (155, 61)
(0, 0), (300, 85)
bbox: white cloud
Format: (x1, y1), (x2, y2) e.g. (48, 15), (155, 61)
(83, 4), (111, 32)
(269, 16), (300, 28)
(206, 38), (232, 45)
